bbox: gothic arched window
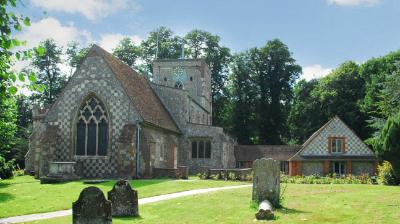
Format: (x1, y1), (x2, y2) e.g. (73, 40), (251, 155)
(76, 97), (108, 156)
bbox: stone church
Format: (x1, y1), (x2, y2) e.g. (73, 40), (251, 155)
(25, 45), (236, 179)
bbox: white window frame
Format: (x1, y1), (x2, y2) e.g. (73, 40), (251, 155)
(332, 161), (346, 176)
(331, 138), (343, 153)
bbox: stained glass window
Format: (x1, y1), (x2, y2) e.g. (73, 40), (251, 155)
(76, 97), (108, 156)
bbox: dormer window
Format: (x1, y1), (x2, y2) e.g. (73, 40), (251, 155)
(329, 137), (345, 153)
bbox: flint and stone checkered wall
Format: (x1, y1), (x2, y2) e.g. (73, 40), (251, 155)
(44, 55), (141, 178)
(301, 117), (374, 156)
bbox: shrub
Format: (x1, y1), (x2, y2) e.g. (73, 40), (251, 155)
(228, 172), (237, 180)
(0, 156), (14, 179)
(377, 161), (397, 185)
(281, 174), (373, 184)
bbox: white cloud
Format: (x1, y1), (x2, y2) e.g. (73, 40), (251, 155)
(301, 64), (332, 80)
(98, 33), (141, 52)
(16, 17), (92, 49)
(30, 0), (140, 21)
(327, 0), (381, 6)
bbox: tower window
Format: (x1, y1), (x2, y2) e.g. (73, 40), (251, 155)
(190, 76), (193, 81)
(174, 81), (183, 89)
(76, 97), (108, 156)
(164, 77), (167, 81)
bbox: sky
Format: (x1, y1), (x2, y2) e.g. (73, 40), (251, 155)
(14, 0), (400, 80)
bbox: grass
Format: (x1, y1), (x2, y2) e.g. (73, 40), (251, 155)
(27, 183), (400, 224)
(0, 175), (245, 218)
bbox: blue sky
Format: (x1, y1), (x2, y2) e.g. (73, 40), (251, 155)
(15, 0), (400, 79)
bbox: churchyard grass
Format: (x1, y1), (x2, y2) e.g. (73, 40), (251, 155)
(27, 183), (400, 224)
(0, 175), (245, 218)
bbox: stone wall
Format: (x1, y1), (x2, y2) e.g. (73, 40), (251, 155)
(184, 123), (236, 173)
(151, 84), (189, 129)
(302, 161), (324, 176)
(140, 126), (179, 177)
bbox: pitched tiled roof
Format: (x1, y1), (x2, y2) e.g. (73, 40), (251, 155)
(91, 45), (180, 134)
(234, 145), (302, 162)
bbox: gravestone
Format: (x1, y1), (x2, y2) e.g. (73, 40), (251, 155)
(252, 158), (280, 207)
(72, 186), (112, 224)
(108, 180), (139, 216)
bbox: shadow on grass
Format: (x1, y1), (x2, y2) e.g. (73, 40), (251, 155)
(114, 215), (144, 221)
(82, 178), (173, 189)
(0, 192), (15, 202)
(0, 182), (10, 189)
(277, 206), (308, 214)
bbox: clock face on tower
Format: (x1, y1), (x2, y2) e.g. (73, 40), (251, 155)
(172, 66), (186, 83)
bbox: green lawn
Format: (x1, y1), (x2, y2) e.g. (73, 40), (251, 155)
(27, 183), (400, 224)
(0, 175), (245, 218)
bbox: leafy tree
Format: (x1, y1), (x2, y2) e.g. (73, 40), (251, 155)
(377, 64), (400, 117)
(251, 39), (301, 144)
(374, 112), (400, 183)
(112, 37), (141, 68)
(229, 52), (256, 144)
(65, 41), (92, 75)
(288, 79), (323, 144)
(0, 0), (37, 99)
(31, 39), (66, 106)
(140, 27), (183, 74)
(0, 97), (17, 157)
(360, 50), (400, 119)
(5, 95), (32, 168)
(314, 61), (369, 139)
(184, 30), (231, 126)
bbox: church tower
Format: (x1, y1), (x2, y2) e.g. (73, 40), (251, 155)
(152, 59), (212, 115)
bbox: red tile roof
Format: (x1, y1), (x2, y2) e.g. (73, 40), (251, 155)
(90, 45), (180, 134)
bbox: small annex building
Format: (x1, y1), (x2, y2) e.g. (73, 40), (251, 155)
(234, 145), (301, 174)
(235, 116), (378, 176)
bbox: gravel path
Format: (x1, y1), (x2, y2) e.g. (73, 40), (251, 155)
(0, 184), (251, 223)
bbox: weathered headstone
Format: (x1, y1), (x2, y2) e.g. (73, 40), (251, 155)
(72, 186), (112, 224)
(107, 180), (139, 217)
(252, 158), (280, 207)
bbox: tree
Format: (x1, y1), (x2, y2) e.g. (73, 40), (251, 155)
(31, 39), (66, 106)
(374, 112), (400, 183)
(314, 61), (370, 139)
(140, 27), (183, 74)
(229, 52), (257, 144)
(112, 37), (141, 68)
(0, 97), (17, 157)
(288, 79), (323, 144)
(184, 30), (231, 126)
(251, 39), (301, 144)
(65, 41), (92, 75)
(360, 50), (400, 119)
(0, 0), (38, 99)
(5, 95), (32, 168)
